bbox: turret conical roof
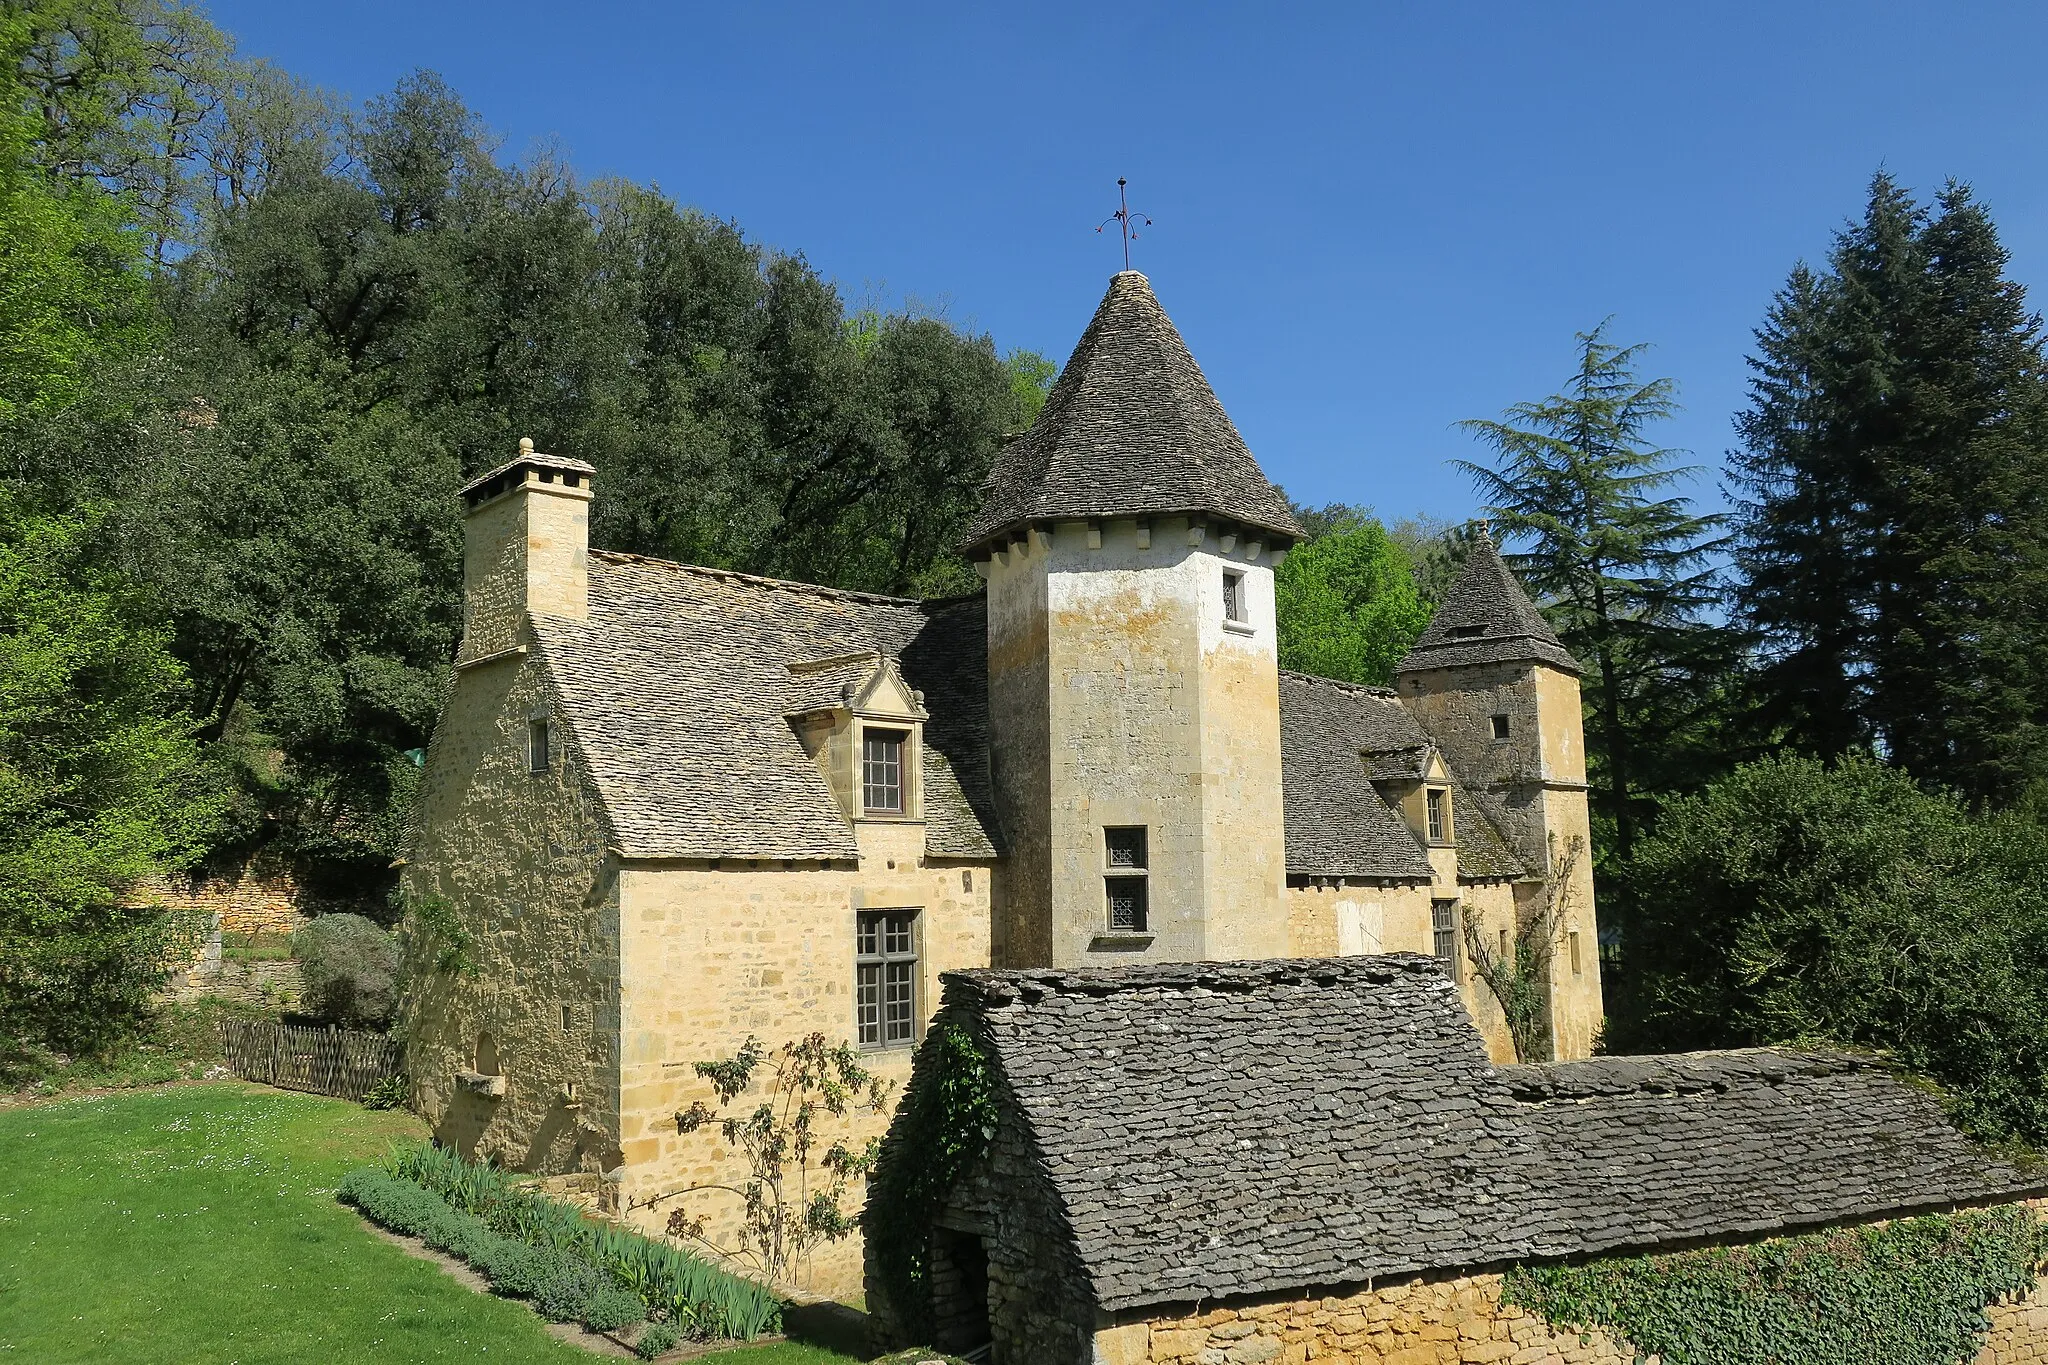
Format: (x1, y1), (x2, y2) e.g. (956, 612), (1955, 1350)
(1395, 528), (1580, 675)
(962, 272), (1302, 553)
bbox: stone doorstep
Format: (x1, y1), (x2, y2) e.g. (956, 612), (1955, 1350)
(359, 1222), (789, 1362)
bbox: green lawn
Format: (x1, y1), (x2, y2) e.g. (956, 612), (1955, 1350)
(0, 1082), (864, 1364)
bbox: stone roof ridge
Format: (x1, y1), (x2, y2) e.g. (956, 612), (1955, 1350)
(1278, 668), (1398, 699)
(1396, 529), (1580, 675)
(1499, 1047), (1879, 1102)
(946, 953), (1447, 1006)
(962, 272), (1303, 552)
(589, 550), (928, 609)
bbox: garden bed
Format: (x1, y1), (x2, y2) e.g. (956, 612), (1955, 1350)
(340, 1144), (783, 1360)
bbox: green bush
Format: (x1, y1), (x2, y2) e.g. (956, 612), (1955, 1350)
(535, 1263), (604, 1324)
(343, 1147), (780, 1342)
(1612, 751), (2048, 1142)
(1503, 1204), (2047, 1365)
(581, 1283), (647, 1332)
(634, 1321), (679, 1359)
(293, 913), (398, 1027)
(474, 1238), (562, 1298)
(388, 1143), (780, 1339)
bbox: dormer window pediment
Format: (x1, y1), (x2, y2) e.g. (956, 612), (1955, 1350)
(784, 652), (926, 824)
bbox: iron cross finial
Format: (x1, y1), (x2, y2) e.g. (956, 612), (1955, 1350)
(1096, 177), (1153, 271)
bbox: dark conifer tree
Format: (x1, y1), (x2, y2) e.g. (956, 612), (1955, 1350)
(1731, 174), (2048, 803)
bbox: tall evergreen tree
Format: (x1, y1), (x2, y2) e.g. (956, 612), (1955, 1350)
(1459, 323), (1728, 865)
(1731, 174), (2048, 803)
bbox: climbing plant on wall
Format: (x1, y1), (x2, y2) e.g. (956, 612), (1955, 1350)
(1501, 1204), (2047, 1365)
(863, 1022), (1001, 1346)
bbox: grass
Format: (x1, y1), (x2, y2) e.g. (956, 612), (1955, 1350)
(0, 997), (274, 1100)
(0, 1081), (872, 1364)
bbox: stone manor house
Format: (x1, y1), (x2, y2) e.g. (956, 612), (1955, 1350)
(400, 271), (1605, 1295)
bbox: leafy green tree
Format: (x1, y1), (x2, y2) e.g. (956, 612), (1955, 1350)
(0, 492), (223, 1061)
(1612, 751), (2048, 1144)
(1732, 174), (2048, 804)
(1459, 323), (1729, 865)
(1274, 507), (1430, 685)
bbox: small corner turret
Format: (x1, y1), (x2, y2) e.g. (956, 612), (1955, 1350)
(457, 437), (596, 665)
(1394, 527), (1602, 1059)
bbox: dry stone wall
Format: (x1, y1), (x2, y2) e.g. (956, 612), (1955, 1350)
(1093, 1268), (2048, 1365)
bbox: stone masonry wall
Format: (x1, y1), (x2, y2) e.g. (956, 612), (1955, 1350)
(401, 649), (623, 1180)
(613, 821), (994, 1300)
(1092, 1264), (2048, 1365)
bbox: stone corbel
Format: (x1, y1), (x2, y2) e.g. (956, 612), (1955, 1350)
(1188, 520), (1207, 547)
(457, 1070), (507, 1100)
(1134, 519), (1152, 550)
(1219, 530), (1238, 554)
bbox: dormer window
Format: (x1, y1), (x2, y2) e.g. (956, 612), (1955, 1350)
(862, 728), (907, 814)
(1426, 787), (1451, 844)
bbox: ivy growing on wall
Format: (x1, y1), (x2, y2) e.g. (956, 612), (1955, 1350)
(1502, 1204), (2047, 1365)
(863, 1022), (1000, 1345)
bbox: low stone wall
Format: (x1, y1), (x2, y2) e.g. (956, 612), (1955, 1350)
(167, 956), (304, 1009)
(1096, 1269), (2048, 1365)
(1095, 1272), (1637, 1365)
(132, 864), (325, 939)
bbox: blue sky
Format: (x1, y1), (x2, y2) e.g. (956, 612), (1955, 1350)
(205, 1), (2048, 525)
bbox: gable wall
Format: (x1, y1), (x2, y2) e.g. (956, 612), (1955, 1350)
(612, 819), (994, 1297)
(400, 652), (622, 1177)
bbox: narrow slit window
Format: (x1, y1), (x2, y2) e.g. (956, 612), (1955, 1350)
(1222, 569), (1248, 625)
(1569, 929), (1583, 977)
(862, 728), (907, 814)
(1103, 826), (1149, 933)
(528, 716), (550, 773)
(856, 909), (919, 1048)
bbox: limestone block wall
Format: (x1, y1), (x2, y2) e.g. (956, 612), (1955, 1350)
(1093, 1272), (1638, 1365)
(985, 516), (1288, 968)
(1284, 881), (1431, 959)
(1092, 1266), (2048, 1365)
(400, 650), (622, 1179)
(613, 820), (994, 1298)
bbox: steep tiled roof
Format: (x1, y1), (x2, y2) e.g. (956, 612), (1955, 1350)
(927, 957), (2048, 1315)
(531, 554), (999, 860)
(1396, 529), (1579, 675)
(1277, 673), (1433, 880)
(1278, 672), (1526, 881)
(962, 273), (1301, 553)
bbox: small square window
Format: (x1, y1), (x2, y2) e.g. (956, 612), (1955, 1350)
(1106, 876), (1148, 932)
(1491, 713), (1511, 740)
(528, 717), (550, 773)
(1222, 569), (1248, 624)
(1104, 826), (1148, 870)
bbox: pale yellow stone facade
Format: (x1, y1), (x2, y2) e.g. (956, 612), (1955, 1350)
(984, 516), (1289, 966)
(405, 435), (1608, 1298)
(1095, 1263), (2048, 1365)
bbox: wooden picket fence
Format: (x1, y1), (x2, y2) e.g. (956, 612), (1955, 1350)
(219, 1018), (402, 1102)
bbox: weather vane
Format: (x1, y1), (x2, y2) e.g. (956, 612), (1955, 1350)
(1096, 177), (1152, 271)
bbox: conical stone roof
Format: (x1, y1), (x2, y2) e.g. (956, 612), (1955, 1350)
(1396, 528), (1580, 675)
(962, 272), (1302, 553)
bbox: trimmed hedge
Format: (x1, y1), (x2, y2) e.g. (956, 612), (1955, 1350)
(339, 1147), (780, 1343)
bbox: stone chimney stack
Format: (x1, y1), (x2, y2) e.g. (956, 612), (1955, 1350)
(456, 438), (595, 665)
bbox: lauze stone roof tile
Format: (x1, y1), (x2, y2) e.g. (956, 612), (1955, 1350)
(933, 956), (2048, 1315)
(963, 272), (1302, 554)
(1396, 528), (1580, 676)
(531, 553), (1001, 861)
